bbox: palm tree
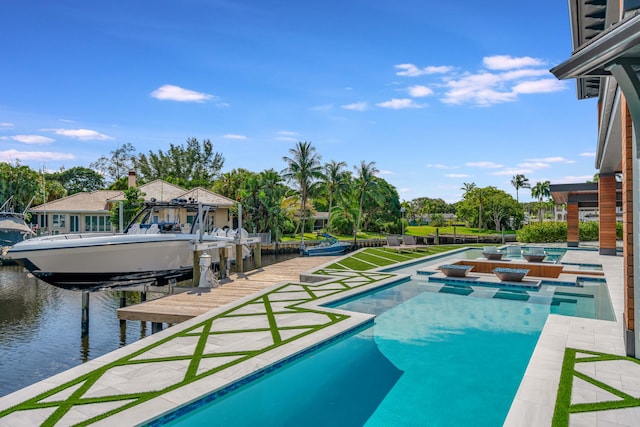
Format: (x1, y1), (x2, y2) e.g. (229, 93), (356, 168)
(353, 160), (380, 245)
(281, 142), (323, 239)
(531, 180), (551, 222)
(461, 182), (476, 197)
(510, 174), (530, 203)
(321, 160), (348, 232)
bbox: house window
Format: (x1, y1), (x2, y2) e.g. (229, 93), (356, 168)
(84, 215), (112, 232)
(70, 215), (79, 232)
(52, 214), (66, 228)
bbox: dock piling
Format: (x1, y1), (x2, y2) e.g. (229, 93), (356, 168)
(81, 291), (90, 338)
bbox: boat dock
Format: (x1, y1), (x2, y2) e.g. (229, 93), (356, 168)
(116, 255), (339, 324)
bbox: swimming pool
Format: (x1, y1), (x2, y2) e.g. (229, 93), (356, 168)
(157, 250), (614, 426)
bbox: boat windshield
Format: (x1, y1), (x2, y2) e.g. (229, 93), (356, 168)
(124, 201), (217, 234)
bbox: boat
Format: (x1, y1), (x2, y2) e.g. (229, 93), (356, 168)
(3, 199), (252, 290)
(0, 197), (35, 260)
(301, 233), (351, 256)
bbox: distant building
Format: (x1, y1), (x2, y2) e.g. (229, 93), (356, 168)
(29, 177), (235, 235)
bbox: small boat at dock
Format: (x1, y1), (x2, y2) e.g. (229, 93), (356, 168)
(300, 233), (351, 256)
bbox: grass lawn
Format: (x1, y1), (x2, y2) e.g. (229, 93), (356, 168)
(321, 244), (481, 271)
(280, 227), (514, 242)
(407, 225), (517, 236)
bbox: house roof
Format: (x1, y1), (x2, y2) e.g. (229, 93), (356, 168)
(566, 0), (609, 99)
(549, 182), (622, 207)
(107, 180), (187, 203)
(30, 191), (123, 213)
(30, 180), (236, 213)
(178, 187), (235, 206)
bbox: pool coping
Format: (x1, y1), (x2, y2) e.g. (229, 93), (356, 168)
(0, 249), (417, 427)
(0, 246), (622, 426)
(503, 249), (625, 426)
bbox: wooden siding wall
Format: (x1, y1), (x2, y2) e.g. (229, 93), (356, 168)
(598, 173), (618, 255)
(622, 98), (635, 332)
(567, 202), (580, 247)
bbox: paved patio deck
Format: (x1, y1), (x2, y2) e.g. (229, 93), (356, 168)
(0, 245), (635, 426)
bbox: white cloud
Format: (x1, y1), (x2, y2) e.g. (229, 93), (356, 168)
(518, 162), (550, 169)
(483, 55), (546, 70)
(150, 84), (214, 102)
(580, 152), (596, 157)
(424, 56), (564, 106)
(0, 149), (74, 162)
(490, 168), (534, 176)
(395, 63), (453, 77)
(466, 161), (503, 169)
(445, 173), (471, 178)
(378, 169), (393, 175)
(12, 135), (55, 144)
(274, 131), (299, 142)
(50, 128), (114, 141)
(527, 156), (575, 164)
(408, 85), (434, 97)
(0, 122), (13, 128)
(427, 163), (457, 169)
(223, 134), (247, 140)
(513, 79), (566, 94)
(376, 98), (422, 109)
(342, 102), (368, 111)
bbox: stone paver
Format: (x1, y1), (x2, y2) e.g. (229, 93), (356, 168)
(504, 247), (640, 427)
(0, 245), (634, 426)
(0, 256), (399, 426)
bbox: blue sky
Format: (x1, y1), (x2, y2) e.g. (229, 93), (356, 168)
(0, 0), (597, 203)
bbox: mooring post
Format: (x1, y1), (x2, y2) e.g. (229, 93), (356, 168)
(119, 319), (127, 346)
(219, 248), (227, 279)
(119, 291), (127, 308)
(254, 242), (262, 268)
(81, 291), (90, 338)
(235, 244), (244, 273)
(192, 249), (203, 286)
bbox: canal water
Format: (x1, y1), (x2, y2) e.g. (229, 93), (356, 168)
(0, 253), (298, 397)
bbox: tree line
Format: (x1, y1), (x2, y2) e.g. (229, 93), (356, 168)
(0, 139), (555, 238)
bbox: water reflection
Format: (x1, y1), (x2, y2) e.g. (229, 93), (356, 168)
(0, 253), (298, 397)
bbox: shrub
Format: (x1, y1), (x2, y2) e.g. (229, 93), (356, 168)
(516, 222), (567, 243)
(579, 221), (599, 241)
(517, 221), (622, 243)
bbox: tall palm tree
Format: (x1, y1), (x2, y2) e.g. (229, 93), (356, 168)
(281, 142), (323, 239)
(531, 180), (551, 222)
(510, 174), (530, 203)
(461, 182), (476, 197)
(321, 160), (348, 232)
(353, 160), (380, 245)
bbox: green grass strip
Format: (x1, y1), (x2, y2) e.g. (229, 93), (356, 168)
(0, 248), (459, 425)
(184, 319), (213, 380)
(552, 348), (576, 427)
(553, 347), (640, 426)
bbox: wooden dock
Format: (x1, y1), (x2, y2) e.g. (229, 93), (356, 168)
(116, 256), (338, 324)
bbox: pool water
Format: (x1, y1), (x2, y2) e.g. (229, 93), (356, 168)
(162, 277), (575, 426)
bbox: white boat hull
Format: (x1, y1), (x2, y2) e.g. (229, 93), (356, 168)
(6, 233), (231, 290)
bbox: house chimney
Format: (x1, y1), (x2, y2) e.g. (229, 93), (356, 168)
(128, 170), (137, 188)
